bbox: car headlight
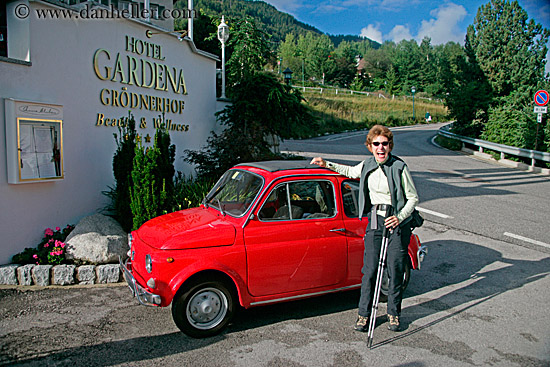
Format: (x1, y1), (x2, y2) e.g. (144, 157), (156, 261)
(145, 254), (152, 273)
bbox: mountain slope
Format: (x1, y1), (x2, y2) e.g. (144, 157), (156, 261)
(185, 0), (378, 47)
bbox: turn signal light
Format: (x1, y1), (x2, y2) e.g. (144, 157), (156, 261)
(167, 257), (174, 263)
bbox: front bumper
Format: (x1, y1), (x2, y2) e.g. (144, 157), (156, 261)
(119, 257), (162, 306)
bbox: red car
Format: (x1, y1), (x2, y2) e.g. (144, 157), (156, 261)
(120, 160), (427, 338)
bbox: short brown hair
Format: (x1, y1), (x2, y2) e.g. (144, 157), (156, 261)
(365, 125), (393, 151)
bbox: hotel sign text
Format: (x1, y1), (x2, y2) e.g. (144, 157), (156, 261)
(93, 35), (189, 132)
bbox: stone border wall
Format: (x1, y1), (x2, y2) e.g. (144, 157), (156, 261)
(0, 264), (122, 286)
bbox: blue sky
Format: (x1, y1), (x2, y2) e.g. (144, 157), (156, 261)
(262, 0), (550, 46)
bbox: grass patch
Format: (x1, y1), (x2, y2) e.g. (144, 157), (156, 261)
(301, 91), (448, 137)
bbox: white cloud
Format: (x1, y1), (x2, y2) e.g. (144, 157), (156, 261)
(388, 25), (413, 43)
(360, 24), (383, 44)
(416, 3), (467, 44)
(361, 2), (467, 45)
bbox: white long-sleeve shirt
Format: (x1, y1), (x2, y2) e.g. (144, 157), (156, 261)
(326, 160), (419, 223)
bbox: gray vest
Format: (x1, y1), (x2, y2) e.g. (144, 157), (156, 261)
(358, 154), (411, 226)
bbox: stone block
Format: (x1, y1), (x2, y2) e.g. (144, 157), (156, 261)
(0, 265), (19, 285)
(65, 214), (128, 264)
(32, 265), (53, 286)
(17, 264), (35, 285)
(77, 265), (96, 284)
(96, 264), (121, 284)
(52, 265), (76, 285)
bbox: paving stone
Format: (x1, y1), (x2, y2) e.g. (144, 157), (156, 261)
(96, 264), (121, 283)
(52, 265), (76, 285)
(17, 264), (35, 285)
(32, 265), (53, 286)
(0, 265), (19, 285)
(77, 265), (96, 284)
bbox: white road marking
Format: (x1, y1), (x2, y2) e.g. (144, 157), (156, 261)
(503, 232), (550, 250)
(416, 206), (453, 219)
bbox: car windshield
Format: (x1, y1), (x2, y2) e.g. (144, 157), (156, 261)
(205, 169), (263, 217)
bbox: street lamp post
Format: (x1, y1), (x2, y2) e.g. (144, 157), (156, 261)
(283, 67), (293, 86)
(411, 86), (416, 121)
(217, 16), (229, 99)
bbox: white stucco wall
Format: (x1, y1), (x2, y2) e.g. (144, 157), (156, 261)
(0, 1), (220, 264)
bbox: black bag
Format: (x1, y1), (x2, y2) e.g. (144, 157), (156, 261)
(409, 209), (424, 229)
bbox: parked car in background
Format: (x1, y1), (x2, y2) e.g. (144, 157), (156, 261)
(120, 160), (427, 338)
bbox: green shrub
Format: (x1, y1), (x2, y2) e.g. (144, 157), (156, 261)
(173, 173), (215, 210)
(481, 104), (537, 150)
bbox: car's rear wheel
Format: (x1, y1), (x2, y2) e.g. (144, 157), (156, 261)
(172, 277), (236, 338)
(379, 260), (411, 303)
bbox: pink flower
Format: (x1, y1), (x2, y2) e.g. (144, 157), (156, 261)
(44, 243), (49, 248)
(45, 228), (54, 236)
(33, 254), (38, 259)
(56, 227), (61, 231)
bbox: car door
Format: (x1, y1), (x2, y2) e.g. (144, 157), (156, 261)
(340, 179), (368, 283)
(244, 177), (348, 297)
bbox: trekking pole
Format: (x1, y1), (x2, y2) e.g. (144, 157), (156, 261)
(367, 225), (391, 348)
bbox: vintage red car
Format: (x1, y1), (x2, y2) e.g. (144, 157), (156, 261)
(120, 160), (427, 338)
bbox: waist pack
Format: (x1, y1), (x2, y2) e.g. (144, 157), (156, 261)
(409, 209), (424, 229)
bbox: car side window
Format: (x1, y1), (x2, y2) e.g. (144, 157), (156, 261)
(342, 180), (360, 218)
(259, 180), (336, 221)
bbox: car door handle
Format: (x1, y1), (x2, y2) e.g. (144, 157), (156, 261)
(330, 228), (346, 232)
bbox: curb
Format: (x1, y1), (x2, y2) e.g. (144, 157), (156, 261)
(0, 263), (123, 287)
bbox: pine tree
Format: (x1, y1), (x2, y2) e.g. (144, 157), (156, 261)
(129, 128), (176, 230)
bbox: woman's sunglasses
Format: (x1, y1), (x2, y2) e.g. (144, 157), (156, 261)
(371, 141), (390, 147)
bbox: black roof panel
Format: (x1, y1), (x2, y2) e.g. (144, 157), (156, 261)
(236, 160), (328, 173)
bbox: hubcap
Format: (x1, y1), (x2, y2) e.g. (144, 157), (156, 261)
(186, 287), (228, 330)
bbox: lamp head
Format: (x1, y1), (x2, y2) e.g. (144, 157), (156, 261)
(217, 16), (229, 43)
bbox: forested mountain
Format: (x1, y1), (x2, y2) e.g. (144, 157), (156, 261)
(175, 0), (378, 47)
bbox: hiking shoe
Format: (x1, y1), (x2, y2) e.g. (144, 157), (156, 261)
(354, 315), (369, 332)
(387, 315), (400, 331)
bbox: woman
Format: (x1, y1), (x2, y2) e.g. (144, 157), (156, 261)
(310, 125), (419, 332)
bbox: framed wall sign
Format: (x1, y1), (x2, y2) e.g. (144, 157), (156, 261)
(5, 99), (64, 184)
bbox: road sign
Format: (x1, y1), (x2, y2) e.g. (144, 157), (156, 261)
(537, 114), (542, 123)
(534, 106), (547, 113)
(534, 90), (549, 106)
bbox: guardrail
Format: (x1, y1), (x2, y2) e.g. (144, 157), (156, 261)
(438, 126), (550, 170)
(295, 86), (443, 103)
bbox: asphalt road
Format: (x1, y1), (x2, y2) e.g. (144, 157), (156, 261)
(1, 124), (549, 366)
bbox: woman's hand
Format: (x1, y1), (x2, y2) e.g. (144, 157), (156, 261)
(384, 215), (399, 229)
(310, 157), (326, 167)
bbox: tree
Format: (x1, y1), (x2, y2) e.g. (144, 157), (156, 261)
(442, 37), (492, 137)
(184, 73), (316, 180)
(226, 16), (272, 88)
(467, 0), (549, 103)
(450, 0), (550, 142)
(110, 113), (137, 232)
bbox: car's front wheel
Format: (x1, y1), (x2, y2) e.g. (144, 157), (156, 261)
(172, 277), (236, 338)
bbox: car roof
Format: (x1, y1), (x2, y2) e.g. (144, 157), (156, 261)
(235, 160), (329, 173)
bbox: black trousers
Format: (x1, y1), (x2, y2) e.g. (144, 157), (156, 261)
(357, 212), (411, 317)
